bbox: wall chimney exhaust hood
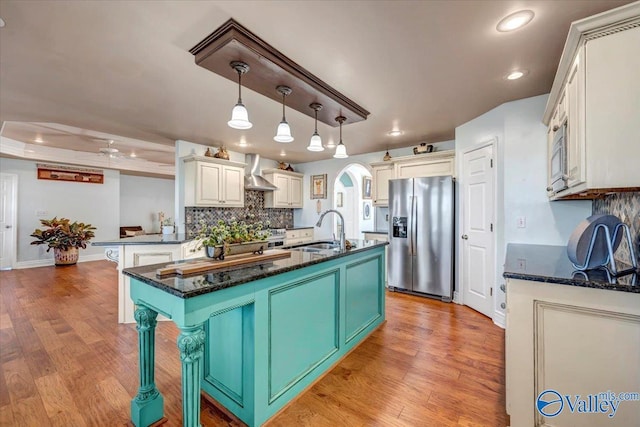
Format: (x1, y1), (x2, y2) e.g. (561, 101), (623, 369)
(244, 153), (277, 191)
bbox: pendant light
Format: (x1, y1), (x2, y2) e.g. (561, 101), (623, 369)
(333, 116), (348, 159)
(274, 86), (294, 143)
(227, 61), (252, 130)
(307, 103), (324, 151)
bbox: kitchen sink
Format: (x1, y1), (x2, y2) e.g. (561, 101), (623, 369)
(288, 241), (341, 253)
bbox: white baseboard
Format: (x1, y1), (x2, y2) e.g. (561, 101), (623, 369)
(14, 253), (106, 269)
(453, 290), (463, 305)
(493, 310), (506, 329)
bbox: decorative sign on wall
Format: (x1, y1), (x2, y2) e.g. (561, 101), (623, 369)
(310, 174), (327, 199)
(37, 163), (104, 184)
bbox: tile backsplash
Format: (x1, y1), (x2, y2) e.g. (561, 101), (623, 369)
(592, 191), (640, 263)
(185, 190), (293, 237)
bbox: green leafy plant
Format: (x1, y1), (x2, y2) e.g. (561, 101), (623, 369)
(196, 218), (271, 249)
(162, 217), (173, 226)
(30, 217), (96, 251)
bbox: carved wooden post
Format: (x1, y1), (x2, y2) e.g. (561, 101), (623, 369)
(131, 306), (164, 426)
(177, 325), (206, 427)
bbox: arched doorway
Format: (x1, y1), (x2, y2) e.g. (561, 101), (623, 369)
(332, 163), (373, 239)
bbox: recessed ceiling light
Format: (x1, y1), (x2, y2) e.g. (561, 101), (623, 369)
(506, 70), (527, 80)
(130, 152), (137, 158)
(279, 150), (286, 157)
(497, 10), (534, 32)
(387, 130), (403, 137)
(34, 137), (44, 143)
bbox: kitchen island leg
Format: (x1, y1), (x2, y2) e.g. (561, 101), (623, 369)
(131, 306), (164, 426)
(177, 325), (206, 427)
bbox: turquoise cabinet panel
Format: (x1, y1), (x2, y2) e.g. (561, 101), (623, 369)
(345, 256), (383, 342)
(202, 303), (255, 421)
(267, 271), (339, 402)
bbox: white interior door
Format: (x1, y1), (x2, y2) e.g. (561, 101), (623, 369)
(461, 144), (495, 318)
(0, 173), (18, 270)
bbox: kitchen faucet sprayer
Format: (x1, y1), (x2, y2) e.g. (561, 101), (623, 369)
(316, 210), (346, 251)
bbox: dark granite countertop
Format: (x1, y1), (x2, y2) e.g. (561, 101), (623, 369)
(123, 239), (388, 299)
(286, 226), (314, 230)
(361, 230), (388, 235)
(92, 234), (194, 246)
(503, 244), (638, 293)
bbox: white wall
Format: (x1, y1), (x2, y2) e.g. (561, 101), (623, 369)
(120, 175), (174, 234)
(0, 157), (120, 266)
(455, 94), (592, 324)
(295, 141), (455, 238)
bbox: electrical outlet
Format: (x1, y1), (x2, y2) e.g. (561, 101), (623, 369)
(36, 210), (49, 217)
(517, 216), (526, 228)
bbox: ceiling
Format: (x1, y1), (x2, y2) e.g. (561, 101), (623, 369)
(0, 0), (632, 171)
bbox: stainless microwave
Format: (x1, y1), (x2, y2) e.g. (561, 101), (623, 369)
(549, 121), (568, 194)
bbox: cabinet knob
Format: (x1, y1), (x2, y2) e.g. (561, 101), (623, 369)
(461, 234), (469, 240)
(500, 302), (506, 309)
(552, 125), (559, 131)
(500, 284), (505, 292)
(546, 186), (553, 192)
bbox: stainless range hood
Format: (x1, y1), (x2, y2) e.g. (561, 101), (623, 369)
(244, 153), (278, 191)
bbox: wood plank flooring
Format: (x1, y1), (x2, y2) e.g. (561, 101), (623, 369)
(0, 261), (508, 426)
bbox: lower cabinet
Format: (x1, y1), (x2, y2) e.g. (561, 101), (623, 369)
(285, 228), (314, 245)
(200, 247), (386, 426)
(505, 278), (640, 426)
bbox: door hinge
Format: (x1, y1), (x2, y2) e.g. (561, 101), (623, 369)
(490, 223), (493, 232)
(490, 158), (493, 168)
(490, 287), (493, 296)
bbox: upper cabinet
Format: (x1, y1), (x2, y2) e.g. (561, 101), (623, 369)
(543, 4), (640, 199)
(183, 156), (245, 207)
(370, 150), (455, 207)
(263, 169), (304, 208)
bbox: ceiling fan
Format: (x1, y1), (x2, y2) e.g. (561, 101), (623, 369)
(96, 139), (125, 159)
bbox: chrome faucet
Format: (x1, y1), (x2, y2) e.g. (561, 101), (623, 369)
(316, 209), (346, 251)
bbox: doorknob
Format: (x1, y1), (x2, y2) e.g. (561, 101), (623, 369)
(4, 225), (11, 229)
(461, 234), (468, 240)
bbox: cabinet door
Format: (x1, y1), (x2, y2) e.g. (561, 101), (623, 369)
(273, 175), (291, 207)
(289, 176), (303, 208)
(221, 166), (244, 207)
(396, 158), (454, 179)
(566, 51), (585, 188)
(196, 162), (222, 205)
(373, 165), (394, 207)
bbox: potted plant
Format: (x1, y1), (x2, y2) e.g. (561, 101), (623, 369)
(161, 218), (174, 234)
(30, 217), (96, 266)
(197, 218), (271, 260)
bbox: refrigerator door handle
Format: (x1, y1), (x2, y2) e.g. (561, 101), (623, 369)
(410, 195), (417, 255)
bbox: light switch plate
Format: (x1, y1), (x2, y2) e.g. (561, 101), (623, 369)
(517, 216), (526, 228)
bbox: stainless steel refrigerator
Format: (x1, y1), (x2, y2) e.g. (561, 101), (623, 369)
(388, 176), (454, 301)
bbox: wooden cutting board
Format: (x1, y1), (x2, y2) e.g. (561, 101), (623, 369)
(156, 249), (292, 277)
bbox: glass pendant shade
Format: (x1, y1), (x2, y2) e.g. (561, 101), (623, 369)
(333, 142), (348, 158)
(227, 61), (252, 130)
(274, 121), (294, 143)
(307, 132), (324, 151)
(228, 102), (252, 129)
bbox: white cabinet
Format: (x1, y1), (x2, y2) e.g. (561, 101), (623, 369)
(285, 228), (314, 245)
(263, 169), (304, 208)
(183, 156), (245, 207)
(505, 278), (640, 426)
(371, 164), (394, 207)
(370, 150), (455, 207)
(544, 6), (640, 199)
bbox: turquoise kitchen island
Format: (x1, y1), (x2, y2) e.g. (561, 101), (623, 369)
(123, 240), (387, 427)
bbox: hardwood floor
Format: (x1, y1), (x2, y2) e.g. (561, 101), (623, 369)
(0, 261), (508, 426)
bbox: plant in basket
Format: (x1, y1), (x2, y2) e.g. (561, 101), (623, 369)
(30, 217), (96, 266)
(196, 218), (271, 260)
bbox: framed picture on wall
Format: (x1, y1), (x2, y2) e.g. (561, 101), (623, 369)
(336, 192), (344, 207)
(363, 176), (372, 199)
(310, 174), (327, 199)
(363, 201), (371, 220)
